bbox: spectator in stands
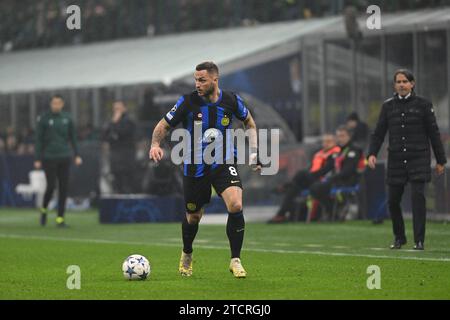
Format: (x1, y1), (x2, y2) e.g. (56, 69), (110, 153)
(268, 133), (341, 223)
(346, 111), (369, 151)
(17, 127), (35, 155)
(309, 125), (365, 220)
(5, 127), (18, 154)
(103, 101), (137, 194)
(0, 136), (5, 153)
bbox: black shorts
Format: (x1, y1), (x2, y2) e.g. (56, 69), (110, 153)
(183, 164), (243, 213)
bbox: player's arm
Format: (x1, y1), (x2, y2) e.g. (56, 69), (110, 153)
(149, 95), (187, 163)
(149, 118), (171, 163)
(243, 112), (261, 171)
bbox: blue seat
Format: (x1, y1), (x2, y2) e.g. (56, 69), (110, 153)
(297, 184), (361, 222)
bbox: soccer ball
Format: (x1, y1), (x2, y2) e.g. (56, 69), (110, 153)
(122, 254), (151, 280)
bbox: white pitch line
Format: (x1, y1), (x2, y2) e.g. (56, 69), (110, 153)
(304, 244), (323, 248)
(1, 233), (450, 262)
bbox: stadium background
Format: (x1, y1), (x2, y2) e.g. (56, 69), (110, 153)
(1, 0), (449, 220)
(1, 0), (450, 302)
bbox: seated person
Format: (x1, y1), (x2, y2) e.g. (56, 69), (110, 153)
(268, 133), (340, 223)
(309, 125), (364, 220)
(346, 111), (369, 152)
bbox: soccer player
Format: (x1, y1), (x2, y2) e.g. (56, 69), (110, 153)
(149, 62), (260, 278)
(34, 95), (82, 227)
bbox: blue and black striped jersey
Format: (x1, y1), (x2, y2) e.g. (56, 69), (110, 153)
(164, 90), (249, 177)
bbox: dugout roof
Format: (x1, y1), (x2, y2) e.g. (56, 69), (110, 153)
(1, 7), (450, 93)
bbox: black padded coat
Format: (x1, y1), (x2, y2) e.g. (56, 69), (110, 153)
(368, 93), (447, 185)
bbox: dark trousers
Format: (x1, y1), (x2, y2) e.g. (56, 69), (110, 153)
(42, 158), (71, 218)
(388, 182), (426, 244)
(277, 170), (315, 217)
(110, 152), (135, 194)
(309, 180), (333, 219)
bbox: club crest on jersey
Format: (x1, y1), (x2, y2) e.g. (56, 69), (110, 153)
(187, 203), (197, 211)
(221, 115), (230, 126)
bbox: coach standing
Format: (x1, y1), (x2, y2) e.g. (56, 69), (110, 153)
(34, 95), (82, 227)
(368, 69), (447, 250)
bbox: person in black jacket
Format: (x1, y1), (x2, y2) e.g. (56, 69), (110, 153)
(34, 95), (82, 227)
(368, 69), (447, 250)
(309, 125), (363, 220)
(346, 111), (369, 151)
(103, 101), (136, 194)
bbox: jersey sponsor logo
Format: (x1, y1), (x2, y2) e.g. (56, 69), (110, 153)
(166, 112), (174, 120)
(187, 203), (197, 211)
(203, 128), (221, 143)
(221, 115), (230, 126)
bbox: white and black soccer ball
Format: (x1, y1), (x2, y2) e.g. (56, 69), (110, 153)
(122, 254), (151, 280)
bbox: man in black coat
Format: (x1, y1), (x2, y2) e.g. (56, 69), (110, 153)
(368, 69), (447, 250)
(104, 101), (136, 194)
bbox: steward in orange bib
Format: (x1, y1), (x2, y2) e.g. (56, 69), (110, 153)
(309, 125), (365, 219)
(268, 134), (341, 223)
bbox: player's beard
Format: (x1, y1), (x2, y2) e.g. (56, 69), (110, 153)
(200, 84), (215, 99)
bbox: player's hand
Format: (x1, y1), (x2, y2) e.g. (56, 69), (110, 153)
(368, 155), (377, 169)
(436, 164), (445, 176)
(34, 161), (42, 170)
(249, 152), (262, 172)
(74, 156), (83, 166)
(149, 146), (164, 163)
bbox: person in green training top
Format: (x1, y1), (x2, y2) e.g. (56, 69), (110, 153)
(34, 95), (82, 227)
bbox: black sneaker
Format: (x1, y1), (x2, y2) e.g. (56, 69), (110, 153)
(39, 209), (47, 226)
(56, 222), (69, 228)
(56, 217), (69, 228)
(390, 239), (407, 249)
(413, 242), (424, 250)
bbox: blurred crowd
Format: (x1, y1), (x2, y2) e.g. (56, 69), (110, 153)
(2, 0), (447, 52)
(0, 125), (99, 155)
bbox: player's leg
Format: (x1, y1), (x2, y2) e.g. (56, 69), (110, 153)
(179, 175), (211, 276)
(179, 208), (203, 277)
(213, 164), (246, 278)
(55, 158), (70, 227)
(40, 159), (57, 226)
(182, 209), (203, 254)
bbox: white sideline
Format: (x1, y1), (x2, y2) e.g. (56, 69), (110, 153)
(1, 233), (449, 262)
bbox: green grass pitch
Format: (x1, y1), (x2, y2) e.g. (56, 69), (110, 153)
(0, 208), (449, 300)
